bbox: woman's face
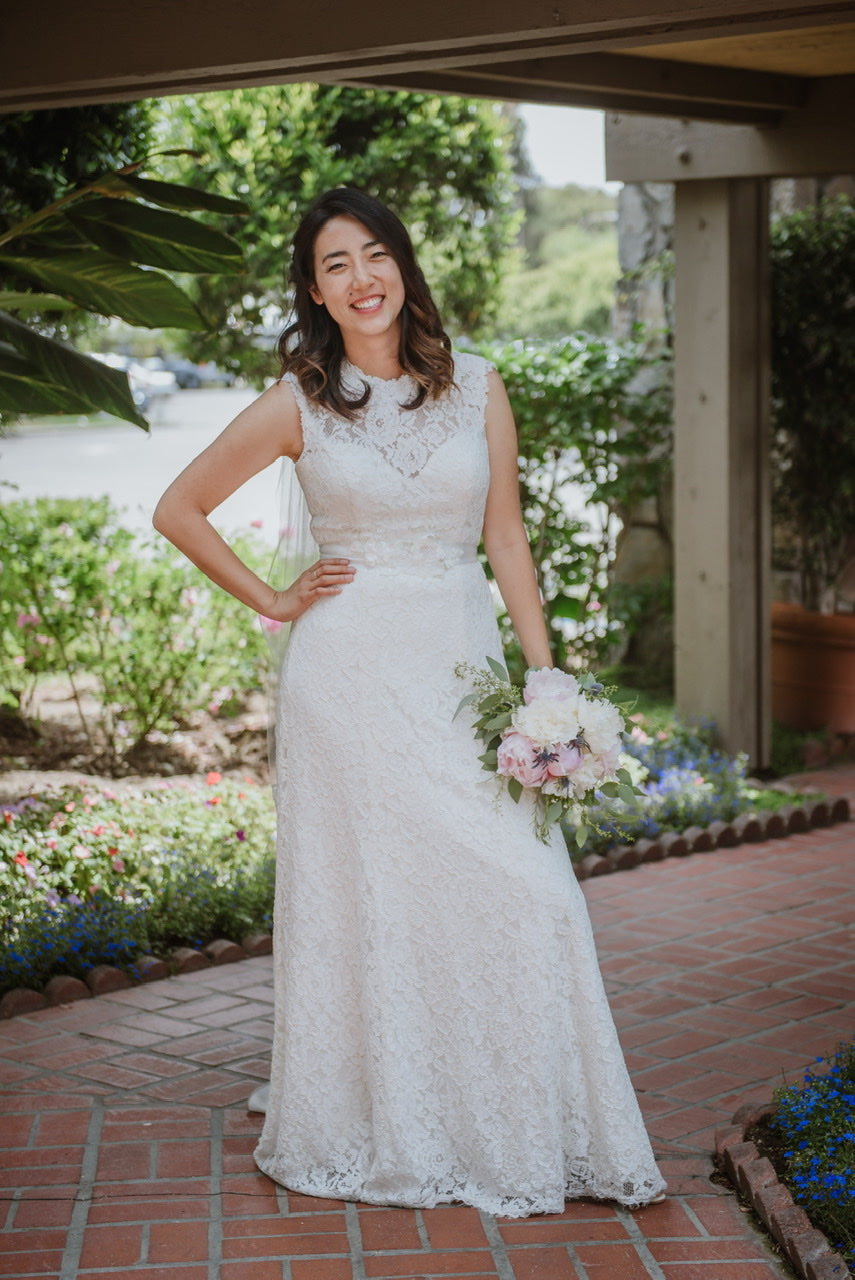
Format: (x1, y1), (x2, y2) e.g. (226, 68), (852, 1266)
(308, 215), (406, 348)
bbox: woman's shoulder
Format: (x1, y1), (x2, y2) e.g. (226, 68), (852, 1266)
(452, 349), (497, 383)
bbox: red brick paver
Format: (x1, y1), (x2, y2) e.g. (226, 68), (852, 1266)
(1, 762), (853, 1279)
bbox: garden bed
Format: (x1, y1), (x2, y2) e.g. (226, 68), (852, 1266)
(717, 1043), (855, 1280)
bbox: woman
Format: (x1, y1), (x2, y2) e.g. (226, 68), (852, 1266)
(154, 187), (665, 1217)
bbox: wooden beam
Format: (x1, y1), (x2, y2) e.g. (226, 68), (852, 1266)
(605, 75), (855, 180)
(347, 71), (786, 124)
(673, 179), (771, 765)
(352, 52), (808, 124)
(1, 0), (852, 112)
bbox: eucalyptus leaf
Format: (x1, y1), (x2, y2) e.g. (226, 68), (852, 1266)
(483, 712), (512, 732)
(618, 783), (637, 804)
(486, 655), (509, 682)
(575, 824), (589, 848)
(452, 692), (477, 720)
(506, 776), (523, 803)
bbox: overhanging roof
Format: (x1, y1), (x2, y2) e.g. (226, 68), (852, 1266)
(3, 1), (855, 126)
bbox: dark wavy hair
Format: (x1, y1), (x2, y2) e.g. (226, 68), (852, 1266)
(278, 188), (454, 418)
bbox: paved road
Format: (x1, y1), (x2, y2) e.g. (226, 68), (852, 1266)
(1, 388), (282, 541)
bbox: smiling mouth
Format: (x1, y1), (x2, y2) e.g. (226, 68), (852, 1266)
(351, 295), (384, 312)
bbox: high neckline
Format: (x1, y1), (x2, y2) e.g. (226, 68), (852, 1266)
(342, 358), (410, 386)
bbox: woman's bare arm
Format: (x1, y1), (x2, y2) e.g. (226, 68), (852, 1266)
(481, 369), (554, 670)
(152, 379), (354, 620)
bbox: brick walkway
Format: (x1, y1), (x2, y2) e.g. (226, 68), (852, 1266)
(2, 765), (853, 1280)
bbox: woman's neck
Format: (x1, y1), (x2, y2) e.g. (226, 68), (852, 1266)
(342, 335), (403, 381)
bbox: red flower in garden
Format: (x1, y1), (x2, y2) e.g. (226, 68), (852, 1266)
(206, 771), (222, 786)
(14, 852), (28, 866)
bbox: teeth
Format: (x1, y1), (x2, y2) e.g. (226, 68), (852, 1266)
(352, 297), (382, 310)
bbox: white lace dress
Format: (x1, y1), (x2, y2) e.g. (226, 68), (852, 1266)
(253, 351), (664, 1216)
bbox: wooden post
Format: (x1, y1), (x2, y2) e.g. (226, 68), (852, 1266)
(673, 178), (771, 764)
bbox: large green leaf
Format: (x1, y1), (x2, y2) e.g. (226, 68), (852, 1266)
(0, 311), (148, 428)
(96, 171), (250, 215)
(0, 250), (201, 328)
(66, 198), (244, 273)
(0, 291), (78, 313)
(0, 344), (95, 415)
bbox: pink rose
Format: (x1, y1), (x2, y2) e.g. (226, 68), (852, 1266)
(497, 732), (549, 788)
(546, 742), (584, 778)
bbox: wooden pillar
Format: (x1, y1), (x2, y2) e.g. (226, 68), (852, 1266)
(673, 177), (771, 765)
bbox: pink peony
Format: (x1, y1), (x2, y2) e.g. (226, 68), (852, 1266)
(546, 742), (584, 778)
(523, 666), (579, 705)
(496, 732), (549, 788)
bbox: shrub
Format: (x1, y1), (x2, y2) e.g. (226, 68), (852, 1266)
(0, 497), (271, 763)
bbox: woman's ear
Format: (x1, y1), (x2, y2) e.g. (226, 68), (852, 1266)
(308, 282), (323, 306)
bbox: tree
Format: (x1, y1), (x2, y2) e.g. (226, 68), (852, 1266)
(155, 86), (519, 380)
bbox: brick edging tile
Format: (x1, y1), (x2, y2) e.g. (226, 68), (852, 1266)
(0, 930), (273, 1020)
(716, 1103), (852, 1280)
(573, 793), (850, 881)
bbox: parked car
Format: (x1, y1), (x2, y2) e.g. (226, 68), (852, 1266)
(142, 355), (203, 389)
(91, 353), (179, 412)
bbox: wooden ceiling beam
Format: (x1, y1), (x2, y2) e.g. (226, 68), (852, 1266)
(336, 68), (789, 125)
(2, 0), (853, 112)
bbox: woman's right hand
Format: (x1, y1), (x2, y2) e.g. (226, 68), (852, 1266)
(267, 558), (355, 623)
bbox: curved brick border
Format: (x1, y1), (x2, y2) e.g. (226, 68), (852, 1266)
(716, 1103), (852, 1280)
(0, 929), (273, 1019)
(574, 792), (850, 881)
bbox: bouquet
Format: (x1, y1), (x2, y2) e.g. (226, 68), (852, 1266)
(455, 657), (637, 845)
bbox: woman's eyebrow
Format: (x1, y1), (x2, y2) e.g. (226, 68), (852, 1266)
(320, 240), (382, 264)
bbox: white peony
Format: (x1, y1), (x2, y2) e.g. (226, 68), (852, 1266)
(512, 697), (580, 747)
(576, 693), (624, 756)
(523, 667), (580, 704)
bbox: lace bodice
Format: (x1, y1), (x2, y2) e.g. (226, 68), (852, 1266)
(285, 351), (492, 570)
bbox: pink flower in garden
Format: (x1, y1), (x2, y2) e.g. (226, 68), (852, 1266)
(259, 615), (284, 634)
(3, 810), (13, 825)
(546, 742), (584, 778)
(112, 857), (125, 873)
(73, 845), (91, 859)
(16, 612), (40, 628)
(91, 825), (106, 837)
(235, 829), (246, 841)
(102, 788), (117, 801)
(34, 634), (54, 646)
(46, 838), (58, 851)
(14, 851), (28, 866)
(206, 771), (222, 786)
(64, 802), (76, 812)
(279, 523), (295, 540)
(45, 888), (60, 909)
(588, 600), (602, 612)
(13, 656), (25, 666)
(106, 559), (121, 575)
(250, 518), (264, 529)
(496, 732), (549, 788)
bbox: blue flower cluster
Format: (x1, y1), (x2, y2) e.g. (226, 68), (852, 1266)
(773, 1042), (855, 1269)
(1, 894), (151, 991)
(569, 716), (749, 854)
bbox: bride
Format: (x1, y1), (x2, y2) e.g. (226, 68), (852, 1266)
(153, 186), (665, 1217)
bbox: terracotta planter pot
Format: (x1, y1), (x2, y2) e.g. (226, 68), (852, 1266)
(771, 601), (855, 733)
